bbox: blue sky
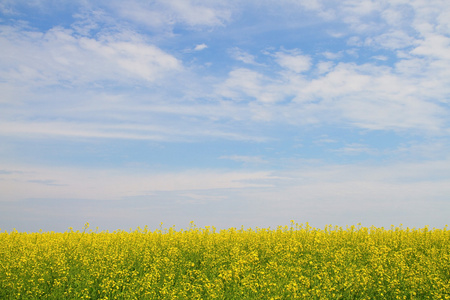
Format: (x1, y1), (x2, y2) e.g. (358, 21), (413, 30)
(1, 0), (450, 232)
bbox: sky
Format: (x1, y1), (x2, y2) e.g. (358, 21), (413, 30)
(1, 0), (450, 232)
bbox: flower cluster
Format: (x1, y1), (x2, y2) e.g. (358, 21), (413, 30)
(1, 222), (449, 299)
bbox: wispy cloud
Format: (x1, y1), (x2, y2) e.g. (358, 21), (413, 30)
(219, 155), (268, 165)
(109, 0), (232, 29)
(27, 179), (67, 187)
(228, 47), (261, 65)
(330, 143), (378, 156)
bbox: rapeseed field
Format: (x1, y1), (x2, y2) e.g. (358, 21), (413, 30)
(1, 221), (449, 299)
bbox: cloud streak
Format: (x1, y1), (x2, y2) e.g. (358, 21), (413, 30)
(2, 157), (450, 231)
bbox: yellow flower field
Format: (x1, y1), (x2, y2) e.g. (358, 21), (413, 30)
(1, 222), (449, 299)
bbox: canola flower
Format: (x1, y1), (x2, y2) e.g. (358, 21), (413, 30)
(1, 221), (449, 300)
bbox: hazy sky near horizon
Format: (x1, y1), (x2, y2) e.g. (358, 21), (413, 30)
(1, 0), (450, 232)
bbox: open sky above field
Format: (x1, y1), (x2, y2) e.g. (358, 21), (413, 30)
(1, 0), (450, 232)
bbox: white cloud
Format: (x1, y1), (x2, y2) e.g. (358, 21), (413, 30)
(217, 68), (263, 101)
(381, 4), (414, 27)
(315, 61), (334, 74)
(0, 1), (15, 14)
(109, 1), (171, 30)
(275, 50), (312, 73)
(298, 61), (446, 131)
(263, 0), (335, 21)
(410, 0), (450, 35)
(228, 48), (260, 65)
(365, 30), (415, 49)
(0, 24), (181, 87)
(341, 0), (382, 16)
(217, 68), (288, 104)
(213, 47), (449, 131)
(2, 5), (450, 133)
(80, 37), (181, 82)
(411, 34), (450, 60)
(372, 55), (388, 61)
(194, 43), (208, 51)
(322, 51), (343, 60)
(436, 8), (450, 34)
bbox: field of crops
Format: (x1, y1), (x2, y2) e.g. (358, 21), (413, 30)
(1, 222), (449, 299)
